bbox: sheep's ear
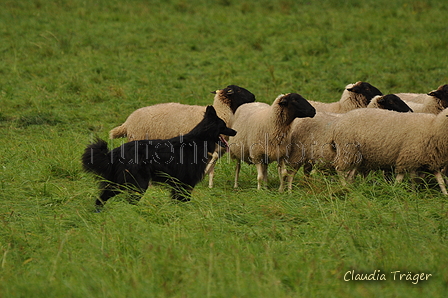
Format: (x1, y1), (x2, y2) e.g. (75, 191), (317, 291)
(278, 99), (288, 106)
(428, 91), (437, 97)
(211, 90), (217, 94)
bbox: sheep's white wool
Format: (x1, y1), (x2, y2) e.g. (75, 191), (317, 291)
(278, 93), (411, 192)
(307, 81), (381, 114)
(109, 90), (234, 141)
(229, 93), (316, 190)
(278, 112), (341, 191)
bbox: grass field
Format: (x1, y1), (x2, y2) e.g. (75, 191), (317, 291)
(1, 0), (447, 297)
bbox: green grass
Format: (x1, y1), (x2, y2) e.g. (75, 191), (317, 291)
(1, 0), (447, 297)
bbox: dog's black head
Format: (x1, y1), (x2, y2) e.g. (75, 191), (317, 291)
(189, 106), (236, 148)
(347, 81), (383, 103)
(212, 85), (256, 113)
(205, 105), (237, 136)
(376, 94), (413, 112)
(278, 93), (316, 120)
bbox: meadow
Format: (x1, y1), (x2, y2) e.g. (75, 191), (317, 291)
(0, 0), (447, 297)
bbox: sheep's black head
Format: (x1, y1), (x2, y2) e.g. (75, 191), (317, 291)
(429, 84), (448, 109)
(277, 93), (316, 121)
(212, 85), (256, 113)
(376, 94), (413, 113)
(347, 81), (383, 103)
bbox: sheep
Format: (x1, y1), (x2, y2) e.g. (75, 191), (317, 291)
(278, 94), (413, 192)
(109, 85), (255, 140)
(395, 84), (448, 103)
(331, 108), (448, 194)
(308, 81), (383, 113)
(397, 84), (448, 114)
(228, 93), (316, 190)
(109, 85), (256, 188)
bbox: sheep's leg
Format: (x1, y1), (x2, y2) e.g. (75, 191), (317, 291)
(278, 160), (287, 192)
(205, 151), (219, 188)
(442, 167), (448, 185)
(278, 160), (300, 192)
(234, 160), (241, 188)
(256, 163), (268, 190)
(336, 170), (347, 186)
(278, 162), (296, 193)
(409, 171), (416, 189)
(337, 168), (356, 186)
(263, 164), (268, 186)
(303, 162), (313, 177)
(395, 173), (405, 184)
(347, 168), (357, 182)
(287, 168), (299, 191)
(208, 166), (215, 188)
(205, 151), (219, 174)
(434, 171), (448, 195)
(206, 149), (224, 188)
(409, 171), (418, 191)
(382, 169), (395, 182)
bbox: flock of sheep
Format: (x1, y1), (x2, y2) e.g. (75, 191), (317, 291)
(108, 82), (448, 195)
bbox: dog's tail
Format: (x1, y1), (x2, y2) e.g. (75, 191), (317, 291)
(109, 125), (127, 139)
(82, 138), (111, 177)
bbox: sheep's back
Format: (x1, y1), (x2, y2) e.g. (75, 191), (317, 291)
(396, 93), (425, 102)
(332, 109), (435, 171)
(123, 103), (206, 141)
(307, 100), (340, 113)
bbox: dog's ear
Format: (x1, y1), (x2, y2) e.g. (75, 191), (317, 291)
(205, 105), (217, 117)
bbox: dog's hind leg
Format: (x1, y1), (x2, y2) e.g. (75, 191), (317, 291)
(125, 177), (150, 205)
(170, 183), (193, 202)
(97, 183), (121, 208)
